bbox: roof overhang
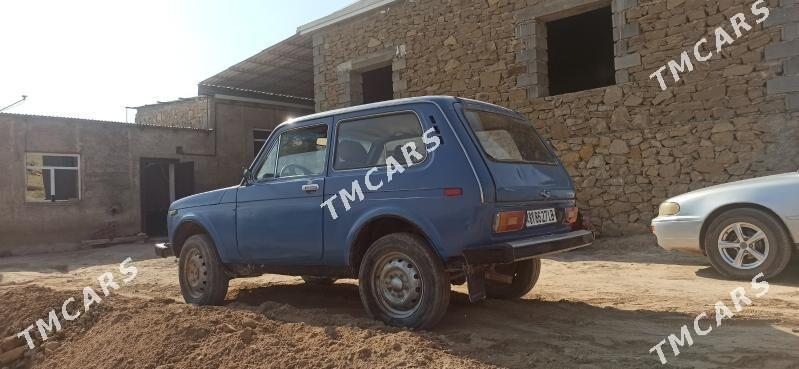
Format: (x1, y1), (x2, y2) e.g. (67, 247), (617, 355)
(198, 33), (314, 106)
(297, 0), (400, 35)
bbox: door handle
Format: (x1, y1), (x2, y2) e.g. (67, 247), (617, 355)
(301, 184), (319, 193)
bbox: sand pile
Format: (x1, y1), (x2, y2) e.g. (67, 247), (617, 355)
(0, 286), (494, 369)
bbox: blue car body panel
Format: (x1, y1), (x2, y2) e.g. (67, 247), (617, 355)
(166, 96), (586, 272)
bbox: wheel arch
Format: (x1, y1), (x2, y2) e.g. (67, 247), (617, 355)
(172, 220), (212, 257)
(699, 203), (795, 252)
(347, 214), (442, 273)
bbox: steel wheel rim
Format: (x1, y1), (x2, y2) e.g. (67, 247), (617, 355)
(184, 248), (208, 298)
(717, 222), (769, 270)
(371, 251), (423, 319)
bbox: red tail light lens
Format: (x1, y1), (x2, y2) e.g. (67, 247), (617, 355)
(564, 207), (579, 225)
(493, 211), (526, 233)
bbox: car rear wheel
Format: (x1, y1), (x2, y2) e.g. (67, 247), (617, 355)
(704, 208), (793, 280)
(358, 233), (450, 329)
(178, 234), (230, 305)
(485, 259), (541, 299)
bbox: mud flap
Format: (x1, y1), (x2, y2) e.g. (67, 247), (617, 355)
(464, 264), (487, 302)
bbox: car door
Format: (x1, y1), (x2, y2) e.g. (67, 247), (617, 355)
(235, 120), (330, 263)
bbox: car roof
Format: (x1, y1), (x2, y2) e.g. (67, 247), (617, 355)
(273, 96), (525, 132)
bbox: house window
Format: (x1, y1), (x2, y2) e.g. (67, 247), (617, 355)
(546, 6), (615, 95)
(25, 153), (80, 202)
(253, 129), (271, 158)
(361, 66), (393, 104)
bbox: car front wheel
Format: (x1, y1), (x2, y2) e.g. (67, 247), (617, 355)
(178, 234), (230, 305)
(358, 233), (450, 329)
(704, 208), (793, 280)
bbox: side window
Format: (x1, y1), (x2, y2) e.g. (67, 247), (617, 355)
(274, 125), (328, 178)
(334, 113), (426, 170)
(255, 143), (279, 180)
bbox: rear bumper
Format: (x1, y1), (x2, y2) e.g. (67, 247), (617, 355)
(462, 229), (594, 265)
(154, 242), (174, 258)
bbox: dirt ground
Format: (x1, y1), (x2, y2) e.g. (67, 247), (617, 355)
(1, 235), (798, 369)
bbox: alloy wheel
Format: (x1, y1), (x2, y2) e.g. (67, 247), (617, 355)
(717, 222), (769, 270)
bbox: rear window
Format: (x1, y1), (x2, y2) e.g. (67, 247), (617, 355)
(464, 109), (556, 165)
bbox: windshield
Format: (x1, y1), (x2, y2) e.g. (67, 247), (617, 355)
(464, 109), (556, 165)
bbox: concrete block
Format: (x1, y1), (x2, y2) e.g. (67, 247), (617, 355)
(767, 75), (799, 94)
(620, 23), (640, 40)
(785, 57), (799, 75)
(616, 69), (630, 83)
(615, 53), (642, 70)
(764, 6), (799, 27)
(615, 39), (628, 57)
(516, 21), (537, 38)
(783, 23), (799, 41)
(765, 39), (799, 60)
(787, 93), (799, 111)
(613, 0), (638, 12)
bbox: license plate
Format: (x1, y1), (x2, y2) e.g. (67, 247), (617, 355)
(526, 208), (557, 227)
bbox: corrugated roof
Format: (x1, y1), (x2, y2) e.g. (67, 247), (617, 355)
(199, 33), (314, 102)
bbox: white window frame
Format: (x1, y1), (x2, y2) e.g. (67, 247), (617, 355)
(25, 153), (81, 202)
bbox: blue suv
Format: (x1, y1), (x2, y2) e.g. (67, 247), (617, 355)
(155, 96), (593, 329)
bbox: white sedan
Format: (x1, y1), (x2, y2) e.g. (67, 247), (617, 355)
(652, 172), (799, 279)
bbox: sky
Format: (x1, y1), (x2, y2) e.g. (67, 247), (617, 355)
(0, 0), (353, 122)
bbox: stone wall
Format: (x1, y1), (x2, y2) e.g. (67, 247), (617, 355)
(312, 0), (799, 235)
(135, 96), (210, 129)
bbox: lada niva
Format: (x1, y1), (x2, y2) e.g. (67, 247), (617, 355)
(156, 96), (593, 329)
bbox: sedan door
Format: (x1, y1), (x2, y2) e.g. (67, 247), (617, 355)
(235, 121), (330, 263)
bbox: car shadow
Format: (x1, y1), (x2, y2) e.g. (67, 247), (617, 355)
(695, 264), (799, 287)
(551, 236), (710, 267)
(225, 282), (799, 369)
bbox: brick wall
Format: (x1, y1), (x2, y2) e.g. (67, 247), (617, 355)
(312, 0), (799, 235)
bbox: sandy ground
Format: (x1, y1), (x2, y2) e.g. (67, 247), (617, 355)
(1, 235), (798, 369)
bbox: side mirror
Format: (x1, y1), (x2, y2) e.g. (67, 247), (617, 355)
(241, 167), (254, 186)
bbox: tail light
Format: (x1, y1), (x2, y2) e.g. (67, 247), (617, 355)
(493, 211), (526, 233)
(563, 207), (579, 225)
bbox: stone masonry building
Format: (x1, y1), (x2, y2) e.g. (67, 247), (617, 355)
(253, 0), (798, 235)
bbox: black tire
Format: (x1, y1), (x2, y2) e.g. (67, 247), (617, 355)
(485, 259), (541, 299)
(301, 276), (337, 285)
(704, 208), (793, 280)
(178, 234), (230, 305)
(358, 233), (450, 329)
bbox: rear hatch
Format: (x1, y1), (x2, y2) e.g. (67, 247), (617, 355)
(460, 105), (574, 203)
